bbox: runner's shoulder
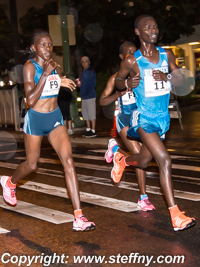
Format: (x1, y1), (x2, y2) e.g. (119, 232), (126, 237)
(163, 48), (175, 58)
(121, 54), (136, 68)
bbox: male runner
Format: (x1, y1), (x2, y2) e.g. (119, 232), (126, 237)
(113, 15), (195, 231)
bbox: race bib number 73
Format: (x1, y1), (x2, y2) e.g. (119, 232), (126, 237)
(144, 76), (171, 97)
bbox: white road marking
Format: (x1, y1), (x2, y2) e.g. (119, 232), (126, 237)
(0, 149), (25, 154)
(88, 149), (107, 153)
(0, 147), (52, 155)
(54, 153), (104, 161)
(88, 149), (200, 161)
(77, 175), (200, 202)
(1, 159), (200, 185)
(170, 155), (200, 162)
(1, 146), (200, 163)
(18, 181), (139, 212)
(0, 196), (74, 224)
(172, 164), (200, 172)
(4, 159), (200, 184)
(14, 155), (200, 173)
(143, 171), (200, 185)
(0, 227), (10, 234)
(13, 157), (111, 171)
(0, 154), (200, 205)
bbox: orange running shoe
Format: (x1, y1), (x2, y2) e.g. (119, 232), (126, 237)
(172, 211), (195, 231)
(111, 152), (126, 183)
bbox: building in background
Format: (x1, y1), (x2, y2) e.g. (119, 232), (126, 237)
(161, 24), (200, 78)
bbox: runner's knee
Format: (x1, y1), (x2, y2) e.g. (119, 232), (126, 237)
(62, 156), (74, 172)
(157, 153), (171, 169)
(26, 161), (38, 172)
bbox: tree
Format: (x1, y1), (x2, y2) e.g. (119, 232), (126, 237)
(18, 0), (200, 75)
(0, 4), (13, 75)
(72, 0), (200, 73)
(19, 1), (58, 49)
(9, 0), (20, 65)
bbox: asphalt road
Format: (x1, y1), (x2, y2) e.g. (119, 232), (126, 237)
(0, 119), (200, 267)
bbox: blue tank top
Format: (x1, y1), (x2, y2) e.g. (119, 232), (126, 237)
(118, 90), (136, 115)
(133, 47), (171, 115)
(29, 59), (61, 99)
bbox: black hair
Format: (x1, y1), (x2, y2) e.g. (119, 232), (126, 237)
(134, 14), (154, 29)
(30, 29), (52, 45)
(119, 41), (136, 54)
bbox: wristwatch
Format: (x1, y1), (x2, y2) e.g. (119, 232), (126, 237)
(167, 73), (172, 80)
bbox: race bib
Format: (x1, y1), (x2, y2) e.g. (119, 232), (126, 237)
(144, 76), (171, 97)
(121, 91), (136, 105)
(41, 74), (61, 97)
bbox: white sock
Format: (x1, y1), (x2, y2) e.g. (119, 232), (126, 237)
(91, 129), (95, 133)
(86, 128), (91, 131)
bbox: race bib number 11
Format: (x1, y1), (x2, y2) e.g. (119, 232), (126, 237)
(144, 76), (171, 97)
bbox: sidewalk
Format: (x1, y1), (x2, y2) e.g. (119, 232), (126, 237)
(1, 108), (200, 157)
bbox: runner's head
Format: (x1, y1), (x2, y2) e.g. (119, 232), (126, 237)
(134, 15), (159, 44)
(30, 30), (53, 61)
(119, 41), (136, 60)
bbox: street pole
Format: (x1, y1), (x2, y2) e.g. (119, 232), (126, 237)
(59, 0), (84, 127)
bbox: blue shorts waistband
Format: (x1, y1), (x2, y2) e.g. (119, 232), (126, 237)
(29, 106), (60, 115)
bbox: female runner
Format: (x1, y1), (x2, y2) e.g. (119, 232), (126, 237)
(1, 30), (95, 232)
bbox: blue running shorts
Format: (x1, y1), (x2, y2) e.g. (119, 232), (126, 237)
(127, 109), (170, 140)
(23, 107), (65, 136)
(116, 113), (131, 133)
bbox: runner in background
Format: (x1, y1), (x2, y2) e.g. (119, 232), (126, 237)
(100, 41), (155, 211)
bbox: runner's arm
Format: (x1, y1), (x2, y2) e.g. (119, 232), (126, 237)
(115, 56), (141, 90)
(100, 74), (126, 106)
(152, 49), (180, 81)
(24, 59), (57, 107)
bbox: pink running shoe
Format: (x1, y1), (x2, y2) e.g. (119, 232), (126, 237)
(105, 138), (118, 163)
(1, 176), (17, 205)
(137, 197), (155, 211)
(73, 215), (95, 231)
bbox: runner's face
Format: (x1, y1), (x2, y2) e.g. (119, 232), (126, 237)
(137, 18), (159, 44)
(32, 34), (53, 61)
(123, 45), (136, 58)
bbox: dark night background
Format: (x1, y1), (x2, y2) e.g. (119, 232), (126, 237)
(1, 0), (200, 102)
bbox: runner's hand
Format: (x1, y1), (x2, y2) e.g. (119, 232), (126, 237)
(152, 69), (167, 81)
(116, 90), (127, 97)
(129, 73), (141, 88)
(61, 77), (76, 91)
(43, 59), (58, 76)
